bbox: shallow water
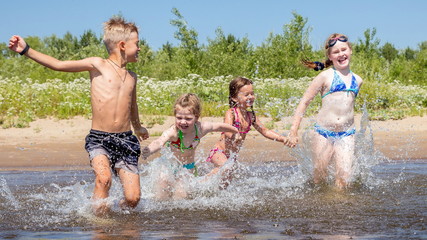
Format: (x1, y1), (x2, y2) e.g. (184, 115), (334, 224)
(1, 110), (426, 239)
(0, 159), (426, 239)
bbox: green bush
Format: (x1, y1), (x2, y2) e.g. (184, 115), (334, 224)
(1, 9), (426, 127)
(2, 74), (425, 128)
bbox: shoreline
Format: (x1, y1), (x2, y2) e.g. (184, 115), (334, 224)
(0, 115), (426, 171)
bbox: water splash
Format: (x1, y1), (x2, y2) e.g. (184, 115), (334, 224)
(0, 151), (425, 238)
(288, 104), (390, 189)
(136, 146), (309, 214)
(353, 104), (388, 187)
(0, 176), (21, 209)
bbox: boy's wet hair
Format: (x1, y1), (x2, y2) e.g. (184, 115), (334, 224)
(302, 33), (352, 71)
(229, 77), (253, 108)
(103, 16), (138, 54)
(174, 93), (201, 118)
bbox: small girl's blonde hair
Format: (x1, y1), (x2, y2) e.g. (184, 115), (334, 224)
(174, 93), (201, 118)
(103, 16), (138, 54)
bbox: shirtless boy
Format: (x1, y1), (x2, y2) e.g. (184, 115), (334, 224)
(9, 16), (149, 215)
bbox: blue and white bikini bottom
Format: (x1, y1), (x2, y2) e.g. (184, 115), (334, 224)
(314, 124), (356, 139)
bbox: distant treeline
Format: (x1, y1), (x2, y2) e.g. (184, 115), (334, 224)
(0, 10), (426, 85)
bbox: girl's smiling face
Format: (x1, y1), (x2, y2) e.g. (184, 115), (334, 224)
(328, 41), (352, 70)
(174, 107), (198, 133)
(233, 84), (255, 109)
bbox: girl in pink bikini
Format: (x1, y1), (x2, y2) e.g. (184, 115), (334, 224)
(206, 77), (290, 188)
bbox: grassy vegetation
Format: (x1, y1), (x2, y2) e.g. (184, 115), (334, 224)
(1, 75), (425, 129)
(1, 11), (425, 128)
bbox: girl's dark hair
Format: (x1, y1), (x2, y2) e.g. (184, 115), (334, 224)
(302, 33), (351, 71)
(228, 77), (256, 123)
(229, 77), (253, 107)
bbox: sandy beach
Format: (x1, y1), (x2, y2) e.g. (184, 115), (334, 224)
(0, 115), (426, 171)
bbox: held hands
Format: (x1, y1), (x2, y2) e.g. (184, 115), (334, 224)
(134, 127), (149, 142)
(286, 132), (298, 148)
(279, 135), (291, 147)
(8, 35), (27, 54)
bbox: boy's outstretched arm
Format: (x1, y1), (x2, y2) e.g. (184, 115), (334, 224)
(9, 35), (96, 72)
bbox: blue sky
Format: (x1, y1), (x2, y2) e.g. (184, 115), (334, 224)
(1, 0), (426, 51)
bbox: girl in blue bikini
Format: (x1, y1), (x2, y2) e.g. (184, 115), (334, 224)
(206, 77), (290, 189)
(142, 93), (238, 199)
(286, 33), (363, 189)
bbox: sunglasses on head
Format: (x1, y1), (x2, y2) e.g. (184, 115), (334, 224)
(328, 36), (348, 47)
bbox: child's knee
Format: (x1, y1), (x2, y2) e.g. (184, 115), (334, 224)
(95, 174), (112, 188)
(125, 194), (140, 208)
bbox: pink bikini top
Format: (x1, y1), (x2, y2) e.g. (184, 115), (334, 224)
(232, 107), (252, 134)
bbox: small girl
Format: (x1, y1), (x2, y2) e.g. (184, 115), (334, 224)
(286, 33), (363, 189)
(142, 93), (238, 199)
(206, 77), (290, 188)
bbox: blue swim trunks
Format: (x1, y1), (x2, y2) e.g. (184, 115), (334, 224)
(85, 129), (141, 174)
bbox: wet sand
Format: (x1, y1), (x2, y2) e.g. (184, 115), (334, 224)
(0, 115), (426, 171)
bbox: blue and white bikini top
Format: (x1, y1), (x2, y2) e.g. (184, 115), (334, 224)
(322, 70), (359, 98)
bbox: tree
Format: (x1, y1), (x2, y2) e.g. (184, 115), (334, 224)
(203, 27), (253, 77)
(43, 32), (78, 60)
(253, 11), (312, 78)
(380, 42), (398, 62)
(161, 41), (175, 61)
(79, 30), (101, 48)
(403, 47), (416, 60)
(170, 8), (199, 52)
(354, 28), (380, 55)
(419, 41), (427, 51)
(169, 8), (202, 76)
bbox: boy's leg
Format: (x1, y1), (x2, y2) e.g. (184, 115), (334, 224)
(117, 168), (141, 209)
(311, 132), (334, 184)
(333, 135), (355, 189)
(91, 154), (113, 215)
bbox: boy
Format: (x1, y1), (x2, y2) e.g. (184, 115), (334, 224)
(9, 16), (149, 215)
